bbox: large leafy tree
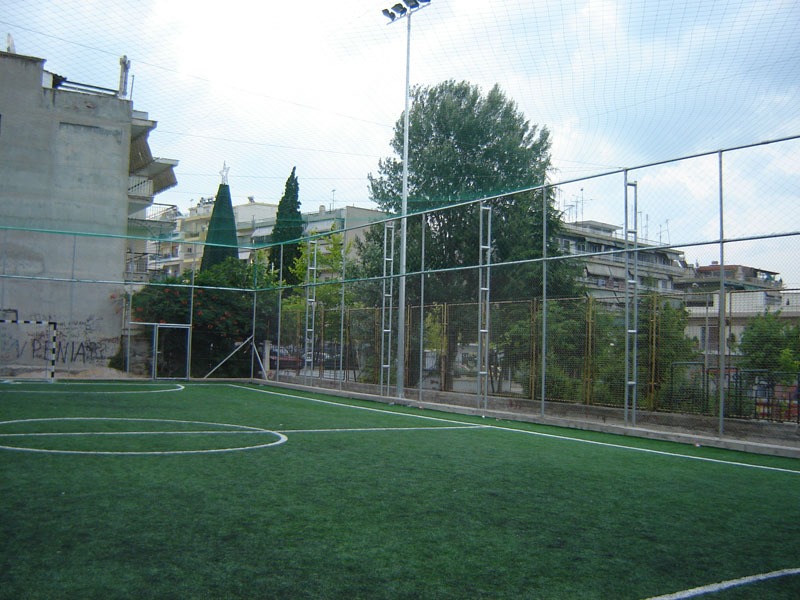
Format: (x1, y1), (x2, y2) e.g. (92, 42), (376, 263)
(359, 80), (578, 388)
(271, 167), (304, 285)
(364, 80), (576, 300)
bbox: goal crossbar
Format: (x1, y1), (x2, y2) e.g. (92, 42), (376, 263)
(0, 319), (58, 380)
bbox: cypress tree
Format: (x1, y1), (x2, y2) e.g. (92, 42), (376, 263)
(271, 167), (304, 285)
(200, 183), (239, 271)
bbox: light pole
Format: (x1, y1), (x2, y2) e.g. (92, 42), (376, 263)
(382, 0), (431, 398)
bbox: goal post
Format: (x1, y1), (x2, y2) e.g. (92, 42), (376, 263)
(0, 318), (58, 381)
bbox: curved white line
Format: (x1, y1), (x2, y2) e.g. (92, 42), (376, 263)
(0, 383), (185, 394)
(0, 430), (281, 437)
(0, 417), (265, 431)
(0, 417), (287, 455)
(0, 434), (288, 455)
(642, 567), (800, 599)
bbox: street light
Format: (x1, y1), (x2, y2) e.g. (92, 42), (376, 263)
(382, 0), (429, 21)
(381, 0), (431, 398)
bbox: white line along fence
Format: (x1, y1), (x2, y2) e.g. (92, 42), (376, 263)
(2, 136), (799, 435)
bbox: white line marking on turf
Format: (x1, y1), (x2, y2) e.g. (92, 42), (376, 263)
(0, 440), (287, 455)
(230, 385), (800, 475)
(0, 383), (185, 394)
(0, 417), (265, 430)
(0, 430), (282, 437)
(279, 425), (485, 434)
(642, 567), (800, 599)
(0, 417), (287, 455)
(228, 384), (491, 428)
(491, 425), (800, 475)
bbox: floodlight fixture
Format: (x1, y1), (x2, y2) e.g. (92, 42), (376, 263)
(382, 0), (429, 24)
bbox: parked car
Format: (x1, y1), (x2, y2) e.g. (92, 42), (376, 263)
(269, 347), (303, 370)
(323, 354), (342, 369)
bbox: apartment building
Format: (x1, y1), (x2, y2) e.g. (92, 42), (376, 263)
(0, 50), (177, 373)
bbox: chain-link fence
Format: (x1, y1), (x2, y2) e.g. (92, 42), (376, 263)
(3, 138), (800, 431)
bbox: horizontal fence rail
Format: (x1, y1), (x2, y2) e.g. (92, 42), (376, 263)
(2, 138), (800, 436)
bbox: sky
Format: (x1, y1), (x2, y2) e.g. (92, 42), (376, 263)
(3, 0), (800, 283)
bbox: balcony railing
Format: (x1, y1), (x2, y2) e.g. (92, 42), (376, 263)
(146, 203), (180, 222)
(124, 252), (150, 282)
(128, 176), (153, 197)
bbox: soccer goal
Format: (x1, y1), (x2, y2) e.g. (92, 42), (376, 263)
(0, 311), (58, 380)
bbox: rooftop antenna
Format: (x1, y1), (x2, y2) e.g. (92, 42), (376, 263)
(6, 33), (16, 53)
(117, 55), (131, 98)
(658, 219), (671, 244)
(330, 189), (336, 211)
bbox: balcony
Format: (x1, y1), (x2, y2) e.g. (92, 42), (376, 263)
(128, 175), (154, 198)
(124, 251), (150, 282)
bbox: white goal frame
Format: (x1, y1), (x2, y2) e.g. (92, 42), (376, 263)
(0, 318), (58, 381)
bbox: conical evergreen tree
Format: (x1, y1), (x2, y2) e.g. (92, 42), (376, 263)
(200, 183), (239, 271)
(270, 167), (304, 285)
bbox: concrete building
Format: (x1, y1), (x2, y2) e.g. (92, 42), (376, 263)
(250, 204), (386, 256)
(150, 203), (386, 277)
(149, 198), (279, 275)
(677, 263), (788, 367)
(0, 50), (177, 374)
(558, 220), (689, 300)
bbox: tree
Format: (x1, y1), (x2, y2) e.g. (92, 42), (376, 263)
(737, 311), (800, 382)
(358, 80), (579, 388)
(364, 80), (577, 299)
(638, 295), (699, 409)
(129, 258), (279, 377)
(285, 226), (355, 309)
(200, 183), (238, 271)
(594, 296), (699, 411)
(271, 167), (304, 286)
(278, 227), (362, 371)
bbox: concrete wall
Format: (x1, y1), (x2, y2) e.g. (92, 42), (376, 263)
(0, 52), (131, 375)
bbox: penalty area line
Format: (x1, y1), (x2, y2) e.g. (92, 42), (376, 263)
(642, 567), (800, 599)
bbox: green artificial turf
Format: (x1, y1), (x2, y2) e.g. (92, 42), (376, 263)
(1, 381), (798, 599)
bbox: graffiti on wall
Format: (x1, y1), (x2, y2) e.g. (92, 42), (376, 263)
(0, 314), (118, 366)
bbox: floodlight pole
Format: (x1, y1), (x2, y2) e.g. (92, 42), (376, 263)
(384, 2), (430, 398)
(395, 11), (412, 399)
